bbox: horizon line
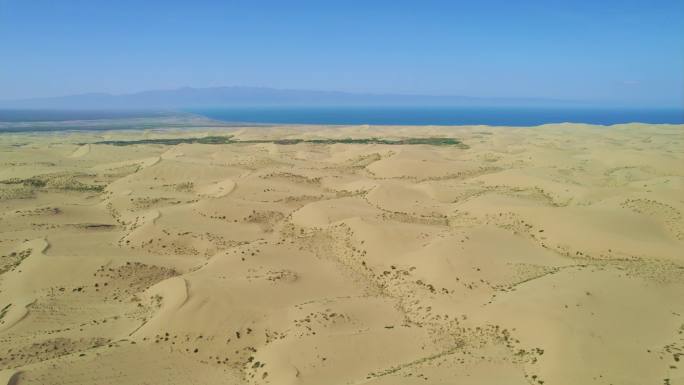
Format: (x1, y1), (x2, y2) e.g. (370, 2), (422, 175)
(2, 85), (681, 109)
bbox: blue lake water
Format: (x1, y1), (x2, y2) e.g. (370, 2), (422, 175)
(191, 106), (684, 126)
(0, 109), (175, 122)
(1, 107), (682, 129)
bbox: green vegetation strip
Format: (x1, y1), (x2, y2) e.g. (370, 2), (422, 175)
(94, 136), (235, 146)
(93, 135), (468, 148)
(0, 176), (105, 192)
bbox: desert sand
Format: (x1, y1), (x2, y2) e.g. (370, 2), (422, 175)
(0, 123), (683, 385)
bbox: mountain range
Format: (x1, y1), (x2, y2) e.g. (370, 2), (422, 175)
(0, 86), (588, 110)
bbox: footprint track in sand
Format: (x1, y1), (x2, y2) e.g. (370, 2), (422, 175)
(68, 144), (90, 158)
(197, 179), (237, 198)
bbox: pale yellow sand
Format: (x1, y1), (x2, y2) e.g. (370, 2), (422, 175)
(0, 123), (682, 385)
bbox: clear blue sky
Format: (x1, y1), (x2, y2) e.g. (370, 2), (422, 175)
(1, 0), (683, 106)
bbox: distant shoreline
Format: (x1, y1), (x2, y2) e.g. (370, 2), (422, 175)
(1, 106), (682, 133)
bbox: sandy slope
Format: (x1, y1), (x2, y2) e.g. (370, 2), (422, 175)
(0, 123), (682, 385)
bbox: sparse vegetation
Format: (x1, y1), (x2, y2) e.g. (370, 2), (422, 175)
(92, 135), (468, 148)
(0, 248), (32, 274)
(174, 182), (195, 192)
(93, 135), (236, 146)
(0, 304), (11, 322)
(0, 175), (105, 193)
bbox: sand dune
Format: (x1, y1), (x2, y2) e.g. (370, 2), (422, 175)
(0, 123), (682, 385)
(197, 179), (237, 198)
(68, 144), (90, 158)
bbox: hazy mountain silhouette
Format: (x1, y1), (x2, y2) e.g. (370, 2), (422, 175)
(0, 86), (586, 109)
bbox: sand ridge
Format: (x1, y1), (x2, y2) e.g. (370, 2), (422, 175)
(0, 123), (683, 384)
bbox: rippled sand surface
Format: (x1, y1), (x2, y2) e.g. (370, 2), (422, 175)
(1, 123), (682, 385)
